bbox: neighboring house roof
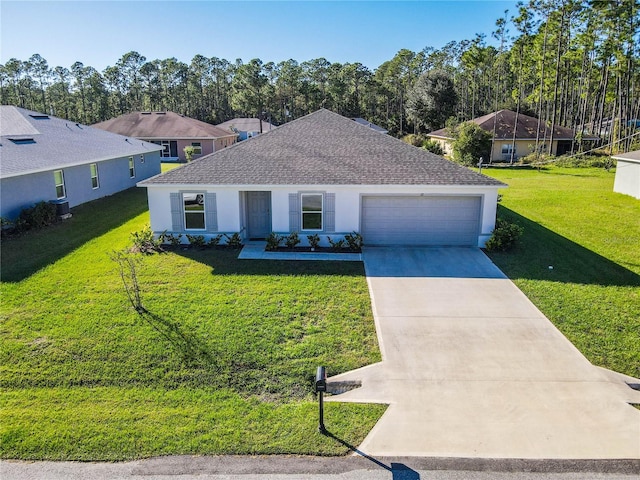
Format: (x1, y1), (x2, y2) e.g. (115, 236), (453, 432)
(429, 110), (589, 141)
(0, 106), (162, 179)
(217, 118), (278, 133)
(93, 111), (236, 139)
(352, 117), (388, 134)
(140, 109), (505, 187)
(612, 150), (640, 164)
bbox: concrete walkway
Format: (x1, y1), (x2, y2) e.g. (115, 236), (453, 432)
(327, 247), (640, 459)
(238, 243), (362, 261)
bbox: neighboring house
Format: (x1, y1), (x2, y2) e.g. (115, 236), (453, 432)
(217, 118), (278, 141)
(139, 109), (505, 247)
(428, 110), (597, 162)
(93, 111), (237, 162)
(352, 117), (388, 134)
(612, 150), (640, 199)
(0, 106), (162, 220)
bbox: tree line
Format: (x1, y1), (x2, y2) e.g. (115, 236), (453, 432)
(1, 0), (638, 153)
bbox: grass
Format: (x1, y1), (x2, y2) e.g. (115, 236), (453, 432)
(0, 187), (384, 460)
(483, 166), (640, 378)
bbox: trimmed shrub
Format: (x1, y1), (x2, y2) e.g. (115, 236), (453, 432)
(186, 234), (206, 247)
(327, 236), (346, 251)
(265, 232), (283, 251)
(15, 201), (58, 232)
(285, 231), (301, 249)
(307, 233), (320, 249)
(485, 218), (524, 252)
(344, 231), (364, 251)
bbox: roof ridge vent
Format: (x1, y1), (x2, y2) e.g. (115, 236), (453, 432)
(29, 114), (49, 119)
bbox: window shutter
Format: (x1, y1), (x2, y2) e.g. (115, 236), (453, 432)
(289, 193), (300, 232)
(325, 193), (335, 233)
(170, 193), (184, 231)
(205, 193), (218, 232)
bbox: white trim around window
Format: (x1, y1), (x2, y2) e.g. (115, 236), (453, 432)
(301, 193), (323, 231)
(90, 163), (99, 189)
(128, 156), (135, 178)
(54, 169), (66, 199)
(191, 142), (202, 155)
(183, 192), (206, 230)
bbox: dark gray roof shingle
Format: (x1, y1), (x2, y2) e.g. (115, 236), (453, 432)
(140, 109), (505, 187)
(1, 106), (162, 178)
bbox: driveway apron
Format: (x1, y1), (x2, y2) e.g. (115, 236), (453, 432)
(327, 247), (640, 459)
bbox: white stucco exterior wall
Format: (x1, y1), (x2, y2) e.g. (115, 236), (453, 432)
(142, 183), (503, 247)
(613, 159), (640, 199)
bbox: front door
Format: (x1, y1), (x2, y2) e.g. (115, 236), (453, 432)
(247, 192), (272, 239)
(169, 141), (178, 158)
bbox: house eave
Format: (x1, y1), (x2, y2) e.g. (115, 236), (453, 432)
(1, 147), (162, 180)
(138, 182), (507, 189)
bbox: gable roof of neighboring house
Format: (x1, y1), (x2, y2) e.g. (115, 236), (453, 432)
(216, 117), (278, 133)
(352, 117), (388, 133)
(0, 106), (162, 179)
(612, 149), (640, 164)
(140, 109), (505, 187)
(93, 111), (236, 139)
(428, 109), (590, 141)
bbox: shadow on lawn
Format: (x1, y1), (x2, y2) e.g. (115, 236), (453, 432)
(488, 206), (640, 287)
(1, 188), (149, 283)
(175, 248), (366, 277)
(138, 309), (215, 366)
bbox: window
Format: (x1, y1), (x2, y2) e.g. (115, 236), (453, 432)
(90, 163), (99, 189)
(128, 156), (135, 178)
(183, 193), (205, 230)
(54, 170), (66, 199)
(191, 142), (202, 155)
(301, 193), (323, 230)
(501, 144), (513, 155)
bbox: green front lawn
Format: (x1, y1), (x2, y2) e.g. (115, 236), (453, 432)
(0, 188), (384, 460)
(484, 166), (640, 378)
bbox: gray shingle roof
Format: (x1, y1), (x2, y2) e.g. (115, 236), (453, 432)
(140, 109), (504, 187)
(429, 109), (595, 141)
(352, 117), (388, 133)
(93, 111), (236, 139)
(216, 118), (278, 133)
(612, 150), (640, 163)
(1, 106), (162, 178)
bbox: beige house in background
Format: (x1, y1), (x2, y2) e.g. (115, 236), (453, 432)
(93, 111), (237, 162)
(427, 110), (596, 162)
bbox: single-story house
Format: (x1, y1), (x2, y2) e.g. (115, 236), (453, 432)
(138, 109), (506, 247)
(612, 150), (640, 199)
(352, 117), (388, 134)
(93, 111), (237, 162)
(0, 106), (162, 220)
(216, 118), (278, 141)
(427, 110), (597, 162)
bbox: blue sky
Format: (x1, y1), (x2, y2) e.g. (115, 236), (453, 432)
(1, 1), (519, 71)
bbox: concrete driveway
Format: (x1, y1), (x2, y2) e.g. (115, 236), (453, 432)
(327, 247), (640, 459)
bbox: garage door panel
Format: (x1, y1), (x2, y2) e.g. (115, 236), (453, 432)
(361, 195), (481, 246)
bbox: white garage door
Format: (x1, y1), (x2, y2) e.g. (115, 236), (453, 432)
(361, 195), (481, 246)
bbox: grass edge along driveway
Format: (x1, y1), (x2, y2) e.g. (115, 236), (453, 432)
(484, 166), (639, 380)
(1, 187), (384, 461)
